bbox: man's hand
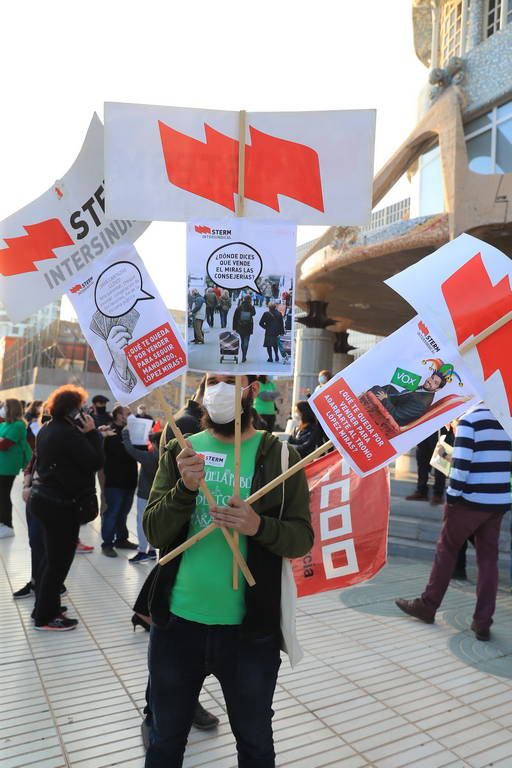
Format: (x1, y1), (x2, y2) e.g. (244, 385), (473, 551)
(177, 443), (205, 492)
(106, 324), (132, 378)
(76, 413), (96, 434)
(211, 497), (260, 536)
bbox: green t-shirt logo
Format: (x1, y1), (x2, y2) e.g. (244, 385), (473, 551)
(391, 367), (421, 391)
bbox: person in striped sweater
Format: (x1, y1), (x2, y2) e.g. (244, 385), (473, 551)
(396, 407), (512, 641)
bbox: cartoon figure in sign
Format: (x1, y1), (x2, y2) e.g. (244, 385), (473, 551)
(367, 359), (463, 428)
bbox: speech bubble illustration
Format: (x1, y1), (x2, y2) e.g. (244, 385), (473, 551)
(206, 242), (262, 292)
(94, 261), (154, 318)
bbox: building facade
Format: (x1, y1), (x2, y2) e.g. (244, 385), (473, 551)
(294, 0), (512, 398)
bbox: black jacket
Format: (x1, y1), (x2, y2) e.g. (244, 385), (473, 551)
(159, 400), (203, 455)
(233, 303), (256, 335)
(35, 419), (104, 497)
(259, 309), (285, 347)
(104, 424), (138, 489)
(288, 424), (321, 459)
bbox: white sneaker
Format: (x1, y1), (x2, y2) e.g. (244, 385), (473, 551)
(0, 524), (15, 538)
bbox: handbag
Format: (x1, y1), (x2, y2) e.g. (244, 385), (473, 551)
(31, 480), (98, 524)
(279, 441), (304, 668)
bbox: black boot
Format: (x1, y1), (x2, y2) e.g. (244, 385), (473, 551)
(192, 702), (219, 730)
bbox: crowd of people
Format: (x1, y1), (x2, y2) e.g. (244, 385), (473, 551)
(1, 364), (511, 766)
(188, 283), (293, 365)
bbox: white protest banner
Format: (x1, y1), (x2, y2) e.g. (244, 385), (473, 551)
(68, 244), (186, 406)
(386, 234), (512, 437)
(310, 316), (481, 476)
(186, 219), (296, 376)
(127, 414), (153, 445)
(104, 101), (375, 225)
(0, 114), (148, 322)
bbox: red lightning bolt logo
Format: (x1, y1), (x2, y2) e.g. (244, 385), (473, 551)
(194, 225), (212, 234)
(158, 121), (324, 213)
(0, 219), (74, 277)
(442, 253), (512, 413)
(417, 320), (429, 336)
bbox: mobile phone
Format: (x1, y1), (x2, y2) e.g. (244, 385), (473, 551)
(68, 407), (84, 423)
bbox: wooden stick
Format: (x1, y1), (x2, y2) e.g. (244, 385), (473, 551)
(458, 310), (512, 354)
(159, 439), (334, 565)
(154, 388), (255, 585)
(232, 376), (242, 589)
(237, 110), (246, 217)
(246, 440), (333, 505)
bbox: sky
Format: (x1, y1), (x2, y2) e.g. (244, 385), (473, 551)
(0, 0), (427, 317)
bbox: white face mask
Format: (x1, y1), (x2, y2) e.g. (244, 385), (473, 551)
(203, 382), (250, 425)
(0, 406), (5, 419)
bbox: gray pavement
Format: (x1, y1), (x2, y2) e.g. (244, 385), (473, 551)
(1, 473), (512, 768)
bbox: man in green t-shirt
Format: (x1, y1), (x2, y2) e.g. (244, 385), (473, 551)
(143, 373), (313, 768)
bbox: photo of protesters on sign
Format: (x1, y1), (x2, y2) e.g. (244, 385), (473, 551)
(186, 219), (296, 375)
(68, 244), (186, 405)
(309, 316), (481, 476)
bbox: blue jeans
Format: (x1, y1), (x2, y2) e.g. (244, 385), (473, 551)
(146, 615), (281, 768)
(240, 334), (250, 361)
(102, 487), (135, 547)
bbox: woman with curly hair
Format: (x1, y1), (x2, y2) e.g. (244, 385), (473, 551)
(32, 385), (104, 631)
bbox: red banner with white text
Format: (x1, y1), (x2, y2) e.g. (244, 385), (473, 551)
(293, 451), (390, 597)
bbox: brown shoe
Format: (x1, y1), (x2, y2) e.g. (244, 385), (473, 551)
(431, 494), (444, 505)
(395, 597), (435, 624)
(470, 621), (490, 641)
(405, 491), (428, 501)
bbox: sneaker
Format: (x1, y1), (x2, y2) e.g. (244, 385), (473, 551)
(102, 546), (118, 558)
(34, 617), (78, 631)
(192, 702), (219, 730)
(60, 584), (68, 596)
(470, 620), (490, 641)
(129, 552), (151, 564)
(395, 597), (435, 624)
(13, 582), (34, 599)
(0, 523), (14, 538)
(76, 541), (94, 554)
(114, 540), (138, 550)
(405, 491), (428, 501)
(147, 550), (157, 560)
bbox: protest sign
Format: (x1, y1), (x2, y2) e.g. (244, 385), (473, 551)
(186, 219), (296, 376)
(386, 234), (512, 437)
(104, 101), (375, 225)
(310, 316), (481, 476)
(292, 451), (389, 597)
(127, 414), (153, 445)
(0, 114), (148, 322)
(68, 244), (186, 405)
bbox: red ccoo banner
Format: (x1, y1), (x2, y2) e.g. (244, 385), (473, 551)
(293, 451), (390, 597)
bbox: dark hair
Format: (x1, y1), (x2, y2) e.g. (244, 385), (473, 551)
(319, 370), (332, 381)
(258, 375), (268, 384)
(5, 398), (23, 423)
(46, 385), (88, 420)
(112, 404), (126, 419)
(149, 430), (162, 446)
(26, 400), (43, 419)
(296, 400), (317, 426)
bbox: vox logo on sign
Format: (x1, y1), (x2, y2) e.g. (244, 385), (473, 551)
(391, 367), (421, 391)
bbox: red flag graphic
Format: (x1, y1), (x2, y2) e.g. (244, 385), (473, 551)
(441, 253), (512, 413)
(292, 451), (389, 597)
(0, 219), (74, 277)
(159, 121), (324, 213)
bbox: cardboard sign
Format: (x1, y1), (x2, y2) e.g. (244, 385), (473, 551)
(68, 244), (186, 405)
(292, 451), (390, 597)
(386, 234), (512, 437)
(104, 101), (375, 225)
(310, 316), (481, 476)
(186, 219), (296, 376)
(0, 114), (148, 322)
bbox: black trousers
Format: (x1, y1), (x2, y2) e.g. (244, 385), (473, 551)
(416, 434), (445, 496)
(0, 474), (16, 527)
(32, 494), (79, 625)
